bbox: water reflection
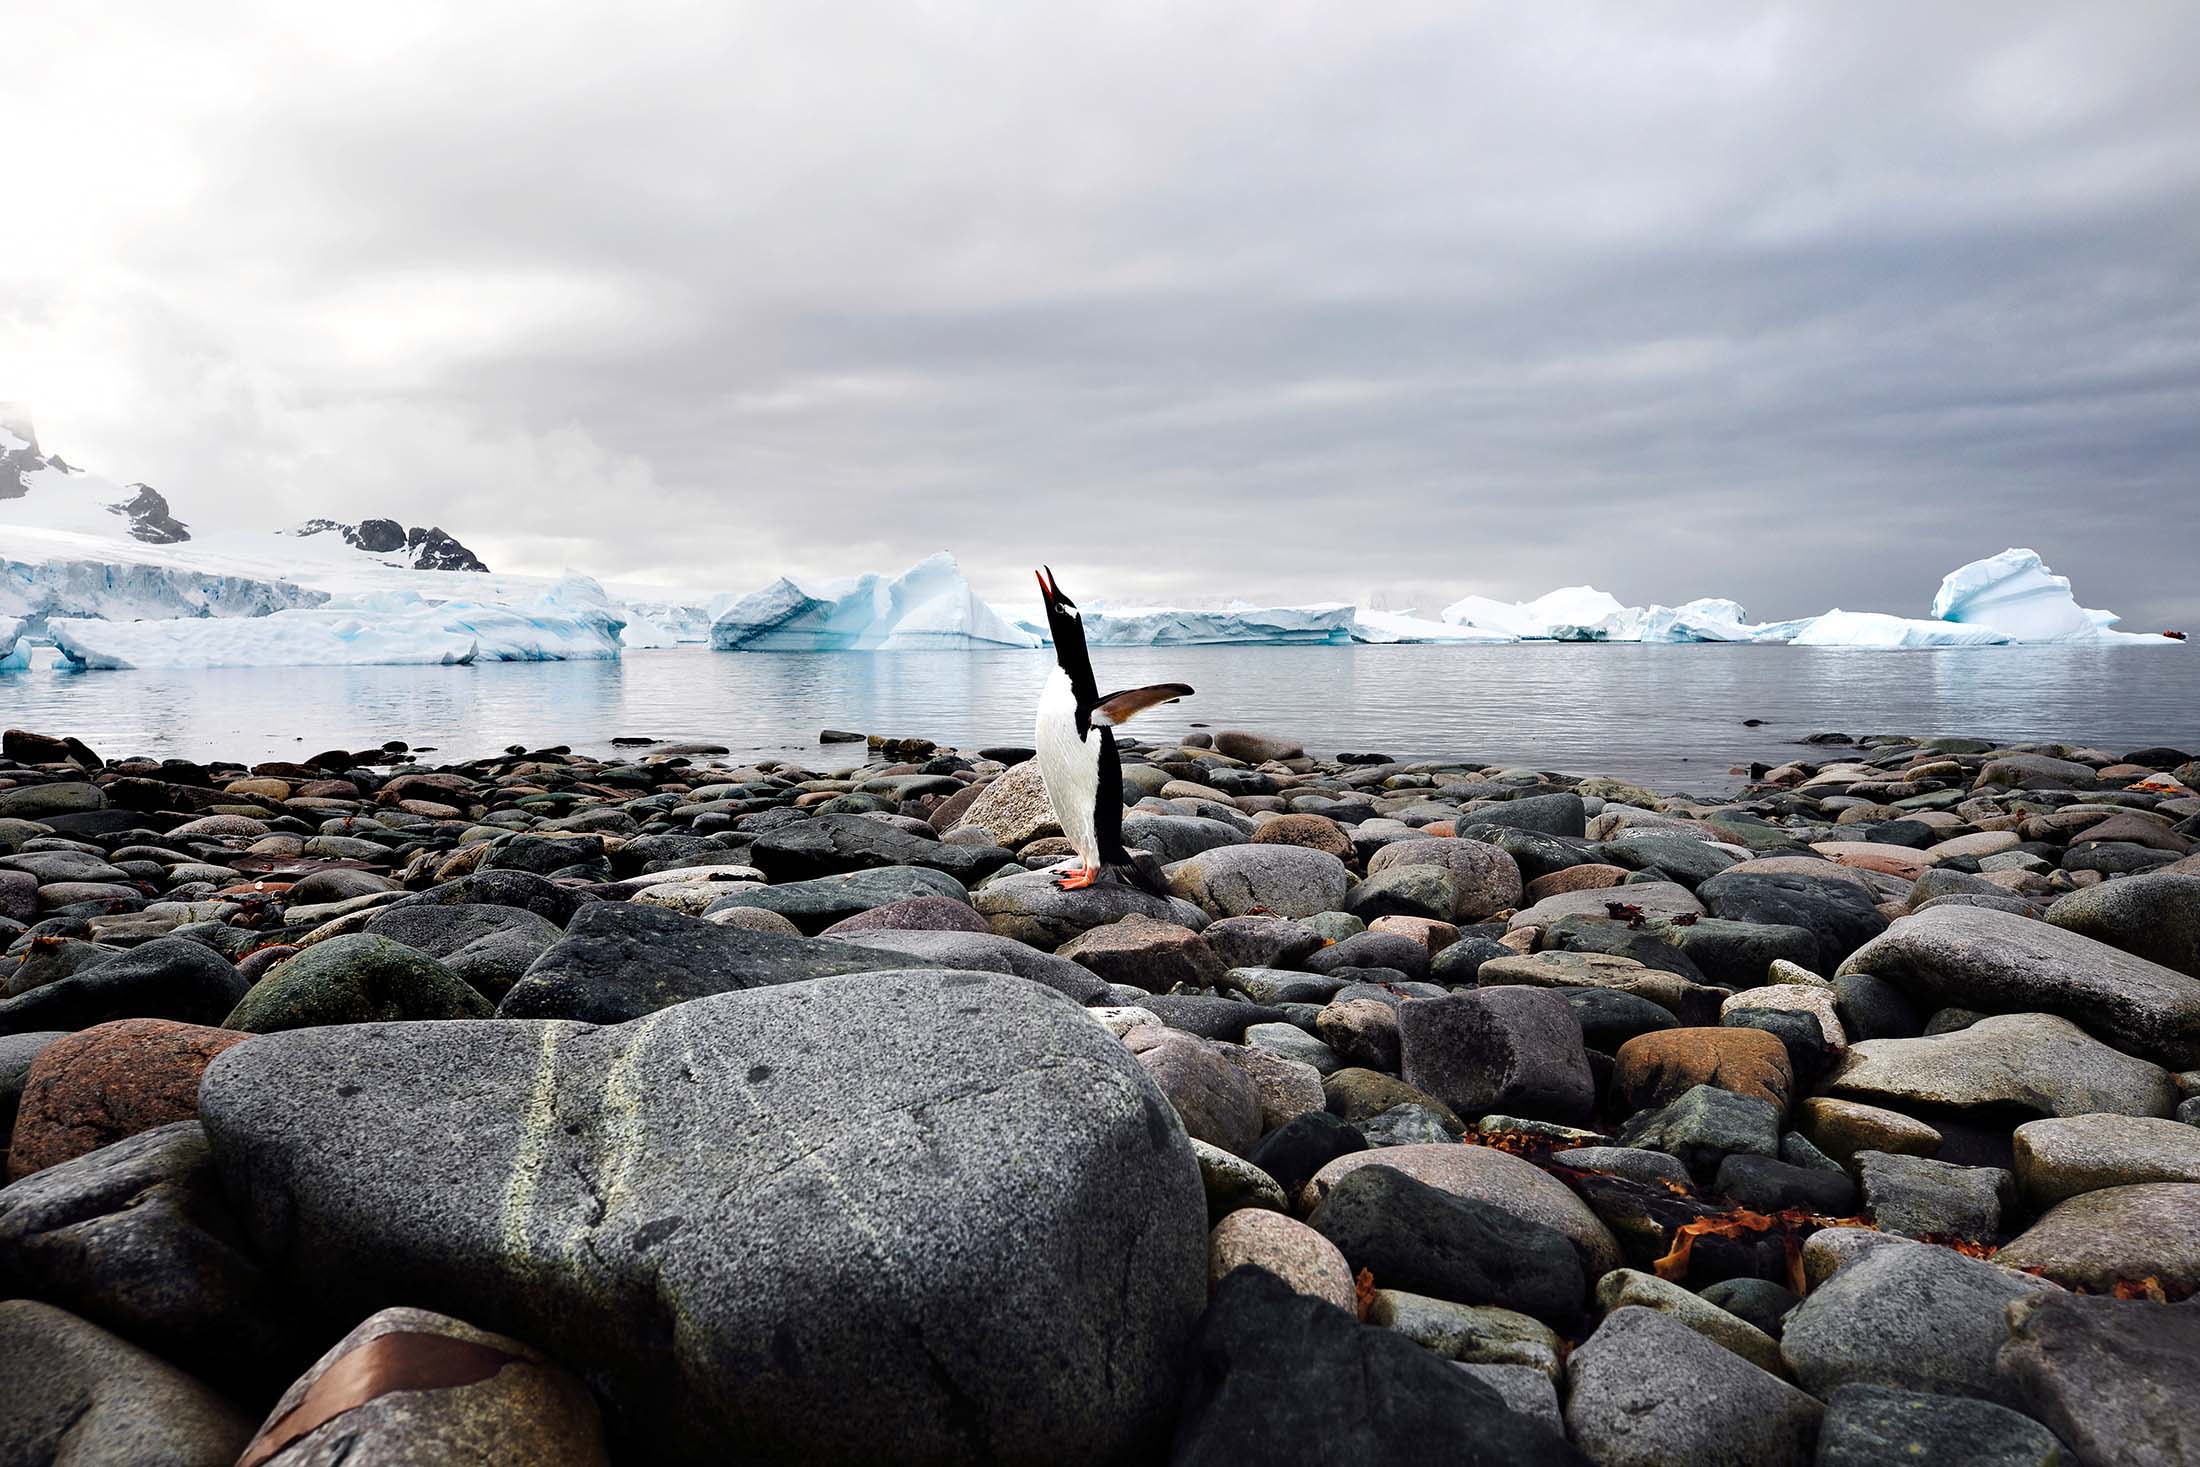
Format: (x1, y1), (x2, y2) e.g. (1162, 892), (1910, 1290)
(2, 644), (2192, 790)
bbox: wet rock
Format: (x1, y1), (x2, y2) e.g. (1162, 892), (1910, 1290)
(200, 970), (1205, 1466)
(1307, 1163), (1584, 1323)
(704, 865), (970, 935)
(362, 903), (562, 1001)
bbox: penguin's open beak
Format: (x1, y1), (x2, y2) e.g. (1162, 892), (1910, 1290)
(1034, 567), (1054, 601)
(1035, 565), (1073, 609)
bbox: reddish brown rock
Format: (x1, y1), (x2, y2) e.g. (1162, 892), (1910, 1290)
(5, 1020), (253, 1180)
(1251, 814), (1356, 863)
(1367, 916), (1461, 955)
(1612, 1026), (1794, 1117)
(1523, 864), (1630, 903)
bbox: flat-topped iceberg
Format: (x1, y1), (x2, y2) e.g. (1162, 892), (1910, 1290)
(1350, 608), (1516, 644)
(711, 553), (1039, 651)
(1083, 602), (1356, 646)
(49, 573), (626, 669)
(1931, 548), (2165, 644)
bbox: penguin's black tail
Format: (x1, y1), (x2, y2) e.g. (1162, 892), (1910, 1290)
(1117, 849), (1171, 897)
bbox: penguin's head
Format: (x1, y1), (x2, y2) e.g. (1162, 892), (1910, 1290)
(1035, 565), (1087, 660)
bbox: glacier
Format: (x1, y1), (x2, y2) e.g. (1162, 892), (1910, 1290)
(49, 574), (627, 669)
(1929, 548), (2166, 645)
(710, 553), (1039, 651)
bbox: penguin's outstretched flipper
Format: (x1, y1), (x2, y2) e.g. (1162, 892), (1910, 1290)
(1092, 682), (1193, 727)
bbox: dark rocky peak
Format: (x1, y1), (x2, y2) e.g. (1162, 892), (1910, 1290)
(1, 405), (43, 501)
(290, 516), (490, 572)
(106, 483), (192, 544)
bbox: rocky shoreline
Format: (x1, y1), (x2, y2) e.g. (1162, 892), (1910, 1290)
(2, 722), (2197, 1465)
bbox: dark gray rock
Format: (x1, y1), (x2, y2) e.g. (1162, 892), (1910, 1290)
(1565, 1305), (1822, 1467)
(1306, 1165), (1584, 1324)
(363, 902), (562, 1001)
(1697, 869), (1889, 973)
(1200, 915), (1326, 972)
(1998, 1290), (2199, 1467)
(1816, 1384), (2064, 1467)
(1698, 1277), (1800, 1340)
(1658, 915), (1822, 989)
(703, 866), (969, 935)
(1557, 986), (1681, 1050)
(1856, 1151), (2011, 1241)
(0, 937), (245, 1035)
(2044, 871), (2200, 980)
(0, 1031), (64, 1139)
(748, 813), (1016, 882)
(499, 901), (945, 1023)
(818, 927), (1108, 1002)
(199, 970), (1207, 1466)
(384, 869), (589, 926)
(1429, 936), (1513, 986)
(1170, 1267), (1586, 1466)
(1832, 972), (1922, 1041)
(1475, 793), (1586, 839)
(0, 1121), (309, 1397)
(1779, 1242), (2051, 1408)
(481, 833), (606, 876)
(0, 1298), (251, 1465)
(1617, 1084), (1781, 1182)
(1247, 1111), (1367, 1197)
(1398, 987), (1593, 1124)
(1305, 930), (1430, 981)
(972, 867), (1204, 948)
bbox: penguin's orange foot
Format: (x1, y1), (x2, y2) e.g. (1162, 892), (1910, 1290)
(1055, 865), (1099, 890)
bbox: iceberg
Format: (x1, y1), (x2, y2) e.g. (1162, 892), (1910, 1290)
(711, 553), (1040, 651)
(1080, 602), (1356, 646)
(0, 614), (25, 671)
(1788, 609), (2011, 648)
(49, 573), (627, 669)
(1442, 585), (1632, 640)
(1350, 608), (1517, 644)
(1930, 548), (2170, 645)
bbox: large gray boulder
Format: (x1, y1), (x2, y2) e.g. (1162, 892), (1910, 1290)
(1165, 845), (1350, 920)
(1779, 1242), (2054, 1408)
(2044, 871), (2200, 979)
(363, 902), (563, 1001)
(1837, 905), (2200, 1067)
(2011, 1113), (2200, 1207)
(1822, 1013), (2175, 1120)
(1365, 838), (1524, 922)
(0, 1298), (251, 1465)
(1998, 1290), (2200, 1467)
(199, 970), (1207, 1465)
(1994, 1182), (2200, 1294)
(816, 927), (1109, 1003)
(702, 866), (971, 935)
(1565, 1305), (1823, 1466)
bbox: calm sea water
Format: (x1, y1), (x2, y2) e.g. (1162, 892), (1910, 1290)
(3, 644), (2194, 792)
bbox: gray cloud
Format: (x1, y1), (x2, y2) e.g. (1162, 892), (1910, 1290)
(5, 1), (2196, 627)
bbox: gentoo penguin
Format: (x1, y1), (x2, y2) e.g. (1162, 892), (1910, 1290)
(1033, 566), (1192, 890)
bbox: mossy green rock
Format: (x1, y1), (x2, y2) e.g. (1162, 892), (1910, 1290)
(223, 934), (493, 1032)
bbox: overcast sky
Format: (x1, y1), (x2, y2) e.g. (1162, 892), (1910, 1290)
(6, 2), (2197, 627)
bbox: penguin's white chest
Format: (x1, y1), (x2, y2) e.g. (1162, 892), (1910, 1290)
(1035, 667), (1100, 862)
